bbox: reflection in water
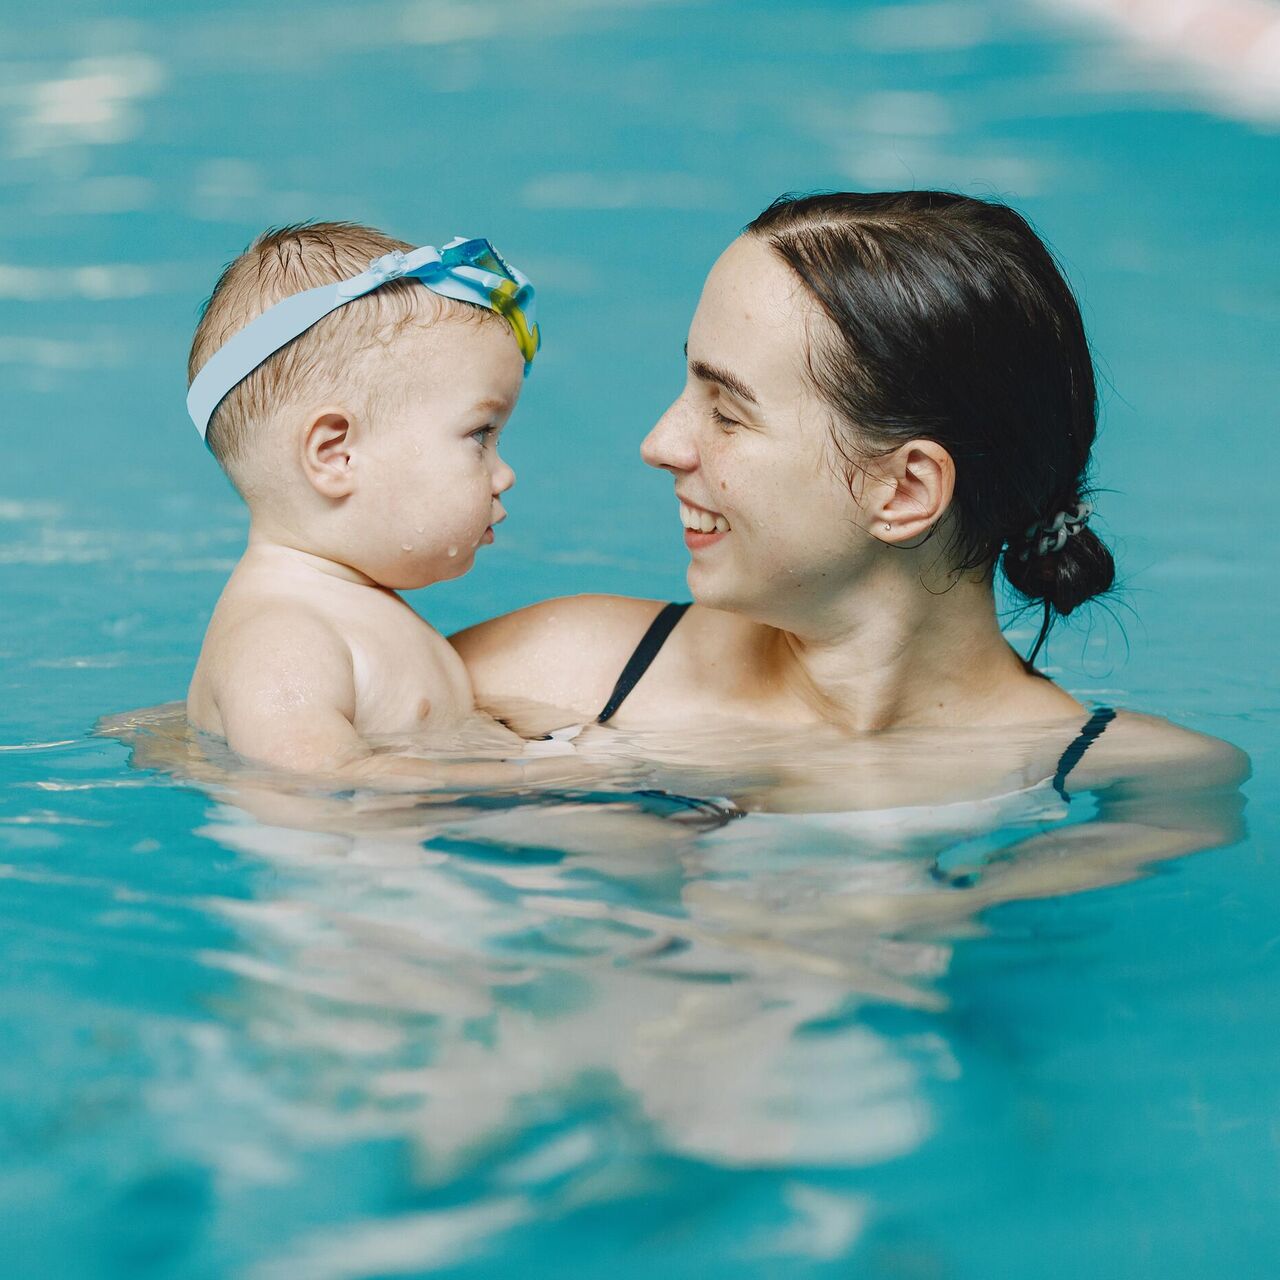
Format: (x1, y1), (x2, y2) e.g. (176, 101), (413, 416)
(200, 803), (947, 1163)
(81, 701), (1242, 1271)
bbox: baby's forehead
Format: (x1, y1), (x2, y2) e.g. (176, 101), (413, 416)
(372, 307), (524, 409)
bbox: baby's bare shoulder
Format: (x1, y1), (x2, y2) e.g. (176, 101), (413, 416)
(218, 599), (349, 663)
(189, 596), (354, 731)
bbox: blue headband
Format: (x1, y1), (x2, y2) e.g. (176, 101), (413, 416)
(187, 235), (540, 440)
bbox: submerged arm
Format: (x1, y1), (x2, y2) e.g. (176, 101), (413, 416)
(834, 729), (1251, 932)
(947, 782), (1247, 901)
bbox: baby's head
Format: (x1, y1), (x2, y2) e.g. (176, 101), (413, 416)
(188, 222), (535, 590)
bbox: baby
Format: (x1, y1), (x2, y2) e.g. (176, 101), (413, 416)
(184, 222), (543, 781)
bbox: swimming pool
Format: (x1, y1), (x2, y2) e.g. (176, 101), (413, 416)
(2, 1), (1278, 1275)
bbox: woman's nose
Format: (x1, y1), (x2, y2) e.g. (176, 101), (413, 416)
(641, 397), (698, 474)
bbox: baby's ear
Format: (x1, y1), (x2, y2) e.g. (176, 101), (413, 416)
(301, 409), (356, 499)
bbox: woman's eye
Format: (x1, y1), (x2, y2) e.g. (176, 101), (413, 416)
(710, 407), (740, 431)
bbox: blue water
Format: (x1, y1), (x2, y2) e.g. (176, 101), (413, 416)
(3, 1), (1279, 1275)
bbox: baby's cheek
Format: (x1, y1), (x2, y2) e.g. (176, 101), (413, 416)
(410, 472), (467, 524)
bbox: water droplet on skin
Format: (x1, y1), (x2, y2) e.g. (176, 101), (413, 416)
(415, 526), (425, 534)
(401, 543), (413, 552)
(447, 546), (458, 558)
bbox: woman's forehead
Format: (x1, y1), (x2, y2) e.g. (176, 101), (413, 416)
(689, 237), (815, 400)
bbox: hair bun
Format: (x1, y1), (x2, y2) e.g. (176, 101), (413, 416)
(1003, 517), (1114, 617)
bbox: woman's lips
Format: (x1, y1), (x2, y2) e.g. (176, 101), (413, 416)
(684, 527), (727, 550)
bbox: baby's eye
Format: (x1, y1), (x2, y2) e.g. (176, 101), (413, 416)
(470, 426), (495, 446)
(710, 406), (740, 432)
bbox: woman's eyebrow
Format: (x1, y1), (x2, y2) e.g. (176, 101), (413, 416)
(687, 356), (759, 406)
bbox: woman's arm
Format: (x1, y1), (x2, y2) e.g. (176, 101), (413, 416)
(824, 727), (1250, 932)
(450, 594), (669, 732)
(1065, 709), (1250, 794)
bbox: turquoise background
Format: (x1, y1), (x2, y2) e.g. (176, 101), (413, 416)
(1, 2), (1277, 1276)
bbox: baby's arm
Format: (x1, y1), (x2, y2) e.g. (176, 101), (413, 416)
(207, 608), (576, 789)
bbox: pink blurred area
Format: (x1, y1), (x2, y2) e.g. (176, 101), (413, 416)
(1044, 0), (1280, 119)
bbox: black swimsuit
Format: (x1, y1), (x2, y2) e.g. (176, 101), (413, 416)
(596, 602), (691, 725)
(595, 601), (1115, 801)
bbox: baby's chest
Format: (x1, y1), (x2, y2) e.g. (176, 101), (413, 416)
(346, 613), (472, 735)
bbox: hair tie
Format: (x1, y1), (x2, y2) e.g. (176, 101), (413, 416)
(1018, 501), (1093, 561)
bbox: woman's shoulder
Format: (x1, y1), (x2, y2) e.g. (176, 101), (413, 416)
(1071, 707), (1250, 791)
(450, 594), (677, 719)
(451, 598), (766, 725)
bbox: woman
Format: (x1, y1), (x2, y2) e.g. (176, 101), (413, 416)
(453, 190), (1246, 821)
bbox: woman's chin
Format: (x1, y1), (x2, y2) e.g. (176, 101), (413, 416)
(686, 564), (744, 613)
(689, 564), (800, 625)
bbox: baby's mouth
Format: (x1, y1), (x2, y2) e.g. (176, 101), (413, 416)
(679, 501), (731, 535)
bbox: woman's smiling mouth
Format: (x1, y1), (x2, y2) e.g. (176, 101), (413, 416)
(679, 498), (731, 548)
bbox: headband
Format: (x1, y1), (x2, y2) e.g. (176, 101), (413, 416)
(186, 235), (540, 440)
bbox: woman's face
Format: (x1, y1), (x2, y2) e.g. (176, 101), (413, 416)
(641, 235), (875, 627)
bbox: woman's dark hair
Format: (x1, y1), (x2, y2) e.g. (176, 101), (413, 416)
(746, 190), (1114, 660)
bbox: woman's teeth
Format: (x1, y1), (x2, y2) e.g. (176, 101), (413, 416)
(680, 502), (731, 534)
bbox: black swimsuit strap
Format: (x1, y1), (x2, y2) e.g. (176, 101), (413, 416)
(1052, 706), (1116, 801)
(596, 602), (691, 724)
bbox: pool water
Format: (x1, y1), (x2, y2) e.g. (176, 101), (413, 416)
(2, 1), (1279, 1276)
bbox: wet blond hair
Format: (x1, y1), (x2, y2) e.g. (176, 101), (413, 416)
(188, 220), (495, 486)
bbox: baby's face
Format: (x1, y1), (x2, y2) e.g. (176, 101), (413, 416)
(356, 315), (524, 590)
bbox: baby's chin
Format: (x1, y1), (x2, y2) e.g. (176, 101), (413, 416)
(365, 545), (478, 592)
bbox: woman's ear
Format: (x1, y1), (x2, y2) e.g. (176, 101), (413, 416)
(300, 408), (357, 499)
(872, 438), (955, 543)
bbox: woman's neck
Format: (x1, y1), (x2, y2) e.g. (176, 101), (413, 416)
(763, 570), (1079, 732)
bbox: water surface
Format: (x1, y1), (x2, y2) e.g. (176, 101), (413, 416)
(2, 1), (1278, 1276)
